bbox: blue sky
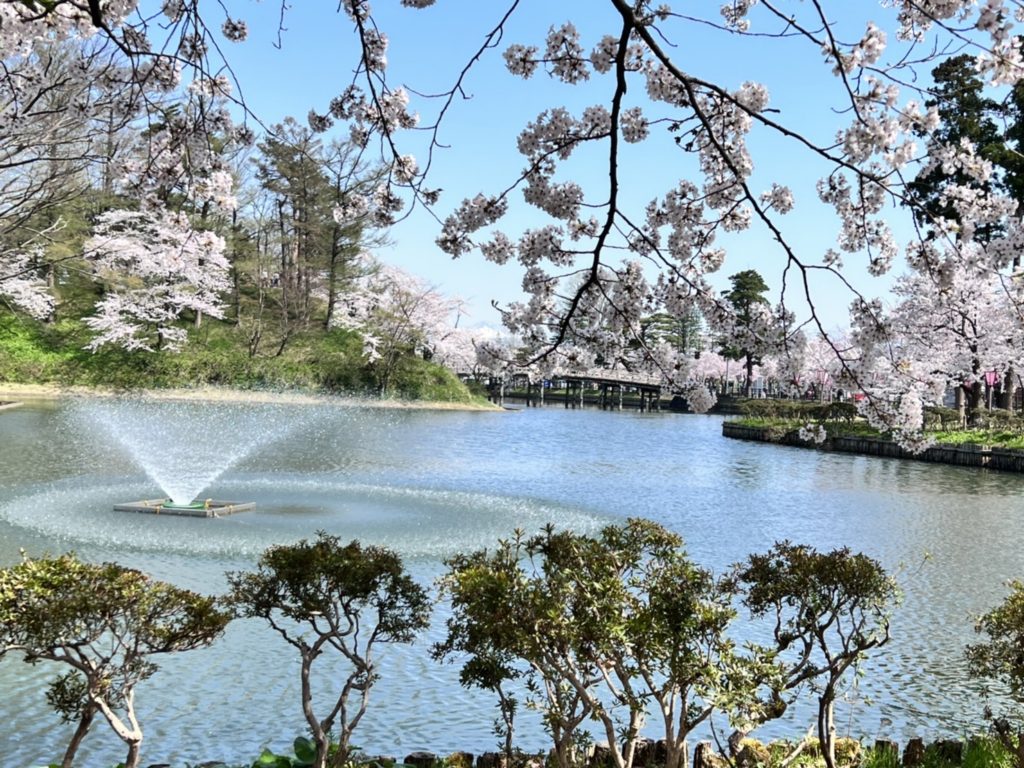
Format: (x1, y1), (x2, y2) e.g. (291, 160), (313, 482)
(215, 1), (933, 332)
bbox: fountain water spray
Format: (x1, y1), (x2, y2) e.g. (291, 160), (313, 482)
(67, 396), (316, 509)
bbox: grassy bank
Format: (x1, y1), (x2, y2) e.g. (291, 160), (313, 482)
(0, 314), (488, 406)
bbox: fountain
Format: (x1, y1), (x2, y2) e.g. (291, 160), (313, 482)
(65, 396), (316, 514)
(112, 498), (256, 516)
(0, 395), (618, 765)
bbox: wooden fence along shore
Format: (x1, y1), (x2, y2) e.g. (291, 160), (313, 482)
(722, 422), (1024, 472)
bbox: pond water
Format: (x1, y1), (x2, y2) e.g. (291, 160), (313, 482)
(0, 397), (1021, 766)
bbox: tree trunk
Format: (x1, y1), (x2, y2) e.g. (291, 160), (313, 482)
(325, 228), (342, 331)
(818, 693), (836, 768)
(967, 381), (984, 425)
(667, 739), (689, 768)
(61, 705), (96, 768)
(300, 653), (329, 768)
(46, 262), (57, 324)
(123, 739), (142, 768)
(1000, 369), (1017, 411)
(498, 689), (516, 764)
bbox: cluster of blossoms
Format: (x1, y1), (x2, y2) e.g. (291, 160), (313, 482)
(798, 423), (828, 445)
(759, 184), (794, 215)
(333, 260), (465, 365)
(0, 247), (54, 320)
(437, 195), (509, 257)
(816, 172), (897, 277)
(683, 383), (717, 414)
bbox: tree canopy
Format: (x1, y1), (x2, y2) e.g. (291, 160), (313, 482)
(0, 552), (230, 768)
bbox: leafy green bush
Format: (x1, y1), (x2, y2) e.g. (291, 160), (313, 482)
(739, 400), (857, 423)
(967, 582), (1024, 768)
(386, 356), (479, 402)
(227, 533), (431, 768)
(962, 737), (1015, 768)
(923, 406), (964, 432)
(251, 737), (319, 767)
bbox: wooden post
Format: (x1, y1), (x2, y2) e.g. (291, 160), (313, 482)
(693, 742), (713, 768)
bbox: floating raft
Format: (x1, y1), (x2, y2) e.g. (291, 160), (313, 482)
(113, 499), (256, 517)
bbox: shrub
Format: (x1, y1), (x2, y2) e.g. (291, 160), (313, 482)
(736, 543), (900, 768)
(966, 581), (1024, 768)
(228, 533), (431, 768)
(0, 552), (230, 768)
(437, 519), (771, 768)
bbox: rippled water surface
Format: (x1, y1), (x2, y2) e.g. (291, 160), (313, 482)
(0, 397), (1022, 765)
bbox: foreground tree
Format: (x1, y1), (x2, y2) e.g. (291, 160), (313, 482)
(437, 520), (771, 768)
(736, 542), (900, 768)
(966, 580), (1024, 768)
(227, 532), (431, 768)
(0, 553), (230, 768)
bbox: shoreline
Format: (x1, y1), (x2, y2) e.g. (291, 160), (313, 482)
(0, 382), (502, 412)
(722, 421), (1024, 472)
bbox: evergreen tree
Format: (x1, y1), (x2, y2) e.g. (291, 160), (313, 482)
(718, 269), (770, 396)
(907, 54), (1008, 238)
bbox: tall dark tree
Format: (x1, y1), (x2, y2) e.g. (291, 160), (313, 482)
(908, 54), (1007, 238)
(256, 118), (335, 344)
(719, 269), (770, 396)
(255, 120), (386, 352)
(641, 308), (705, 358)
(907, 55), (1024, 414)
(321, 140), (387, 331)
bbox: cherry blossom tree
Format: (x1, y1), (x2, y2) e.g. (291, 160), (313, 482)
(786, 333), (850, 402)
(84, 208), (230, 351)
(0, 247), (55, 319)
(334, 260), (466, 393)
(0, 0), (248, 322)
(432, 325), (496, 378)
